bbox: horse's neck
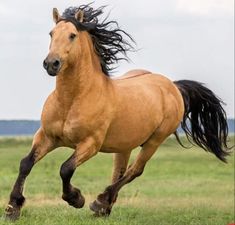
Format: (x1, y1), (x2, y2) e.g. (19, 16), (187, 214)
(55, 62), (107, 107)
(55, 35), (110, 107)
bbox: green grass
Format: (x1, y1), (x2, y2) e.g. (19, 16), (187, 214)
(0, 136), (234, 225)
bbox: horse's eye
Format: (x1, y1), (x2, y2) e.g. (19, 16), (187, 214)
(69, 33), (76, 41)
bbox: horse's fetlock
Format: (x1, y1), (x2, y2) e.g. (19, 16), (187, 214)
(10, 193), (25, 207)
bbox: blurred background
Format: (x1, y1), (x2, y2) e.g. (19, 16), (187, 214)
(0, 0), (234, 121)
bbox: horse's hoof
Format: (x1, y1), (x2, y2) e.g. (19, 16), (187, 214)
(89, 200), (111, 216)
(62, 188), (85, 209)
(4, 205), (21, 221)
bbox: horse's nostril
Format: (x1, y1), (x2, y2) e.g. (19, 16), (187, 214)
(53, 60), (60, 69)
(43, 59), (48, 69)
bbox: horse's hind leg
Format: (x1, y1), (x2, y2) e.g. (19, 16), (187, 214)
(112, 152), (131, 183)
(90, 134), (168, 216)
(108, 152), (131, 207)
(5, 128), (55, 221)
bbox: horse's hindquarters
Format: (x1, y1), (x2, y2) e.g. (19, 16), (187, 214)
(101, 74), (184, 153)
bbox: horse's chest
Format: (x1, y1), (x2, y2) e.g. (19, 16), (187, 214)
(42, 96), (106, 146)
(42, 102), (83, 144)
(44, 116), (86, 145)
(63, 118), (82, 138)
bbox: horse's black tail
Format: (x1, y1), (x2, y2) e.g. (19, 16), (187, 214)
(174, 80), (230, 163)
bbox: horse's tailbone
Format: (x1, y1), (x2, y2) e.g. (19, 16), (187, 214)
(174, 80), (231, 163)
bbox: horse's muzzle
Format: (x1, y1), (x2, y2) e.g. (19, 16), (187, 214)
(43, 57), (62, 76)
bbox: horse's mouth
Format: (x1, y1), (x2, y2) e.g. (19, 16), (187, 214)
(47, 68), (59, 77)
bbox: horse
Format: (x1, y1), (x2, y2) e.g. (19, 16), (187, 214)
(5, 4), (230, 220)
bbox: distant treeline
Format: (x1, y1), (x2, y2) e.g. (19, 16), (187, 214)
(0, 119), (234, 136)
(0, 120), (40, 136)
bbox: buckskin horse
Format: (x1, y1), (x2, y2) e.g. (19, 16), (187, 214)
(5, 4), (230, 220)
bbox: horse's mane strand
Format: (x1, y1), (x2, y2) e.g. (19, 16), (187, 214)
(60, 4), (135, 76)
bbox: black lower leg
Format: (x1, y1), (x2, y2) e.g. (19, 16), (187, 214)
(89, 176), (127, 216)
(5, 150), (35, 220)
(90, 166), (145, 216)
(60, 159), (85, 208)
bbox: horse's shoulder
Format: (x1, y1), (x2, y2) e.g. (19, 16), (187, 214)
(112, 69), (151, 80)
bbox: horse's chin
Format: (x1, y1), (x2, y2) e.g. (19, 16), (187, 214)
(47, 71), (58, 77)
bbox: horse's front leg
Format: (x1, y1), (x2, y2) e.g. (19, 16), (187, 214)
(5, 128), (56, 221)
(60, 137), (99, 208)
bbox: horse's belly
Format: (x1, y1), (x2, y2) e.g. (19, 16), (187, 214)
(101, 109), (163, 152)
(101, 129), (153, 153)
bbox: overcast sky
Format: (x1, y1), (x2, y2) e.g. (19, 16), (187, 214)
(0, 0), (234, 119)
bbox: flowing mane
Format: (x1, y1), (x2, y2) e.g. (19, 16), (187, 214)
(58, 4), (135, 75)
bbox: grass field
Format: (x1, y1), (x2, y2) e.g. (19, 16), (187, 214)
(0, 136), (234, 225)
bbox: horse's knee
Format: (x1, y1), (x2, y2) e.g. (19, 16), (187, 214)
(60, 161), (75, 181)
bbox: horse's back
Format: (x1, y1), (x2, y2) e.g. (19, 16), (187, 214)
(112, 69), (151, 80)
(113, 70), (180, 96)
(113, 69), (172, 86)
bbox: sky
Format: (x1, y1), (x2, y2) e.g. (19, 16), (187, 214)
(0, 0), (234, 119)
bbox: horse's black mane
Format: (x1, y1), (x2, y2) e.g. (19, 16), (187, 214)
(59, 4), (135, 76)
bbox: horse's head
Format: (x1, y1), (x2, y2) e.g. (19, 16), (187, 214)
(43, 8), (85, 76)
(43, 5), (135, 77)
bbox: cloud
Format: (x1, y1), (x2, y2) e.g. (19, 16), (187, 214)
(0, 3), (13, 16)
(177, 0), (234, 15)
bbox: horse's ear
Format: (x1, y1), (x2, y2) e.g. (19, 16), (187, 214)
(53, 8), (61, 23)
(75, 10), (84, 23)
